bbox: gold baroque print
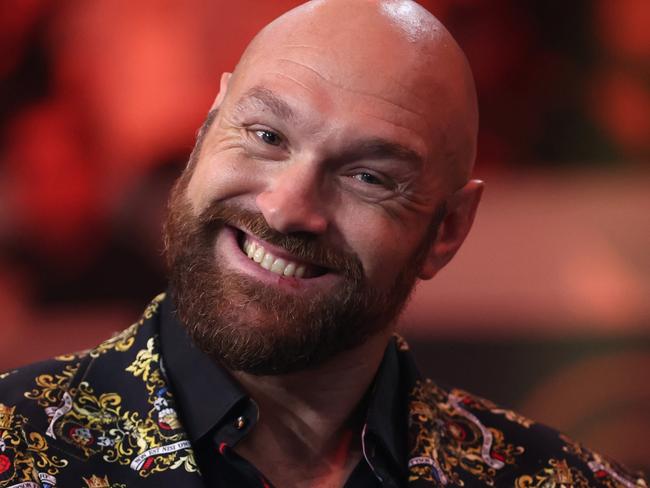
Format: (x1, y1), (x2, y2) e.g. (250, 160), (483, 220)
(407, 379), (524, 486)
(0, 404), (28, 486)
(25, 362), (81, 408)
(54, 353), (84, 362)
(560, 435), (647, 488)
(89, 324), (139, 359)
(26, 431), (68, 475)
(140, 293), (166, 321)
(53, 380), (197, 478)
(126, 338), (164, 395)
(89, 293), (165, 359)
(50, 333), (197, 478)
(82, 473), (127, 488)
(407, 401), (456, 486)
(0, 404), (67, 487)
(125, 335), (196, 476)
(515, 458), (590, 488)
(449, 388), (534, 429)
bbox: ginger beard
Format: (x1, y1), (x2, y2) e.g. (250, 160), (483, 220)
(163, 166), (442, 376)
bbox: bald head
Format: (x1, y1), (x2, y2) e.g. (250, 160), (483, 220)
(170, 0), (484, 379)
(225, 0), (478, 189)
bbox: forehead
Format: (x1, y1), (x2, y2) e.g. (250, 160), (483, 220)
(228, 44), (444, 159)
(235, 85), (426, 169)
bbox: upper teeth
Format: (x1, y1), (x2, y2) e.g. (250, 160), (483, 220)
(243, 238), (306, 278)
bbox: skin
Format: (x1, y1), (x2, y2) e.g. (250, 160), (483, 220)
(182, 0), (482, 486)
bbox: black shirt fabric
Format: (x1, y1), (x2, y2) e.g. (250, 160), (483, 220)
(159, 298), (407, 488)
(1, 293), (647, 487)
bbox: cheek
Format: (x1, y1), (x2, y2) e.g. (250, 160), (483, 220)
(335, 205), (424, 285)
(187, 149), (261, 211)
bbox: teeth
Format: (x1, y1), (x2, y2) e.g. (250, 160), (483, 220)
(253, 247), (265, 263)
(246, 241), (256, 259)
(283, 263), (296, 277)
(270, 258), (286, 275)
(261, 254), (274, 270)
(242, 238), (309, 278)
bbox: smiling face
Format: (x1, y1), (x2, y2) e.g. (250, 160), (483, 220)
(164, 0), (481, 374)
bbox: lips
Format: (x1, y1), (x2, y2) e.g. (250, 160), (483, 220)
(236, 230), (328, 279)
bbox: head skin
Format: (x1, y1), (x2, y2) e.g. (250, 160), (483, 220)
(166, 0), (483, 375)
(234, 0), (479, 189)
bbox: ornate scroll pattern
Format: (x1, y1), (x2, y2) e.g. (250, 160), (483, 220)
(24, 363), (81, 409)
(89, 293), (165, 359)
(18, 294), (196, 481)
(407, 379), (525, 486)
(449, 388), (534, 429)
(0, 403), (69, 488)
(561, 435), (647, 488)
(45, 334), (196, 478)
(515, 458), (590, 488)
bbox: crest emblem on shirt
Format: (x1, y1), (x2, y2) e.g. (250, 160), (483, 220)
(0, 403), (15, 430)
(83, 474), (110, 488)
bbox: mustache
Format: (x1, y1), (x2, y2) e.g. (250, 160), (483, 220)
(197, 201), (362, 273)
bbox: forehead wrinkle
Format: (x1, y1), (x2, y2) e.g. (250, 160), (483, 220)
(276, 57), (333, 86)
(275, 57), (427, 120)
(272, 71), (319, 95)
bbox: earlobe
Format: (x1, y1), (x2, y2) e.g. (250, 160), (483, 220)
(418, 179), (484, 280)
(210, 72), (232, 111)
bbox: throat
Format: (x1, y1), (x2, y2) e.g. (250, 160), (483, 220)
(234, 423), (364, 488)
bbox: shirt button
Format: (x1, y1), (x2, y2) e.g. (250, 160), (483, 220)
(234, 416), (246, 430)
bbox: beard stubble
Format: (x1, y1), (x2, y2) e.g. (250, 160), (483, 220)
(163, 165), (440, 375)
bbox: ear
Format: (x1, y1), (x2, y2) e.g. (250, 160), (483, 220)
(418, 179), (484, 280)
(210, 72), (232, 111)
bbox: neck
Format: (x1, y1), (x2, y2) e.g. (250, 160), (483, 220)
(232, 329), (393, 487)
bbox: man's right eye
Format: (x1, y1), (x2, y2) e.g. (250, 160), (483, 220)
(352, 172), (384, 185)
(254, 129), (282, 146)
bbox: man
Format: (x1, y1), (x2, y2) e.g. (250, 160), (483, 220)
(0, 1), (646, 487)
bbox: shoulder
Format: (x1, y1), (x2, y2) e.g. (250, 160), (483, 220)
(0, 295), (171, 487)
(394, 335), (647, 487)
(0, 351), (90, 487)
(0, 293), (166, 412)
(406, 377), (648, 487)
(0, 352), (87, 415)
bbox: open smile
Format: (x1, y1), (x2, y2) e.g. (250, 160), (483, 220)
(215, 226), (339, 290)
(237, 231), (328, 279)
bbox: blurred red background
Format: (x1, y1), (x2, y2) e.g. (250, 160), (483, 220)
(1, 0), (649, 471)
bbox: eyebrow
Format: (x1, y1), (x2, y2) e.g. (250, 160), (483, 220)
(233, 86), (424, 167)
(233, 86), (296, 122)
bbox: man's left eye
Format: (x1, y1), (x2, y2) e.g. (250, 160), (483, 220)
(255, 129), (282, 146)
(353, 172), (383, 185)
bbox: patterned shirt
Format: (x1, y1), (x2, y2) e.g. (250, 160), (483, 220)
(0, 293), (646, 487)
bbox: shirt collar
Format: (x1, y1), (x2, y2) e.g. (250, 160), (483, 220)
(364, 337), (407, 476)
(159, 295), (249, 443)
(160, 294), (405, 474)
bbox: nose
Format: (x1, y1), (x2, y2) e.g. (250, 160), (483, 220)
(255, 164), (328, 235)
